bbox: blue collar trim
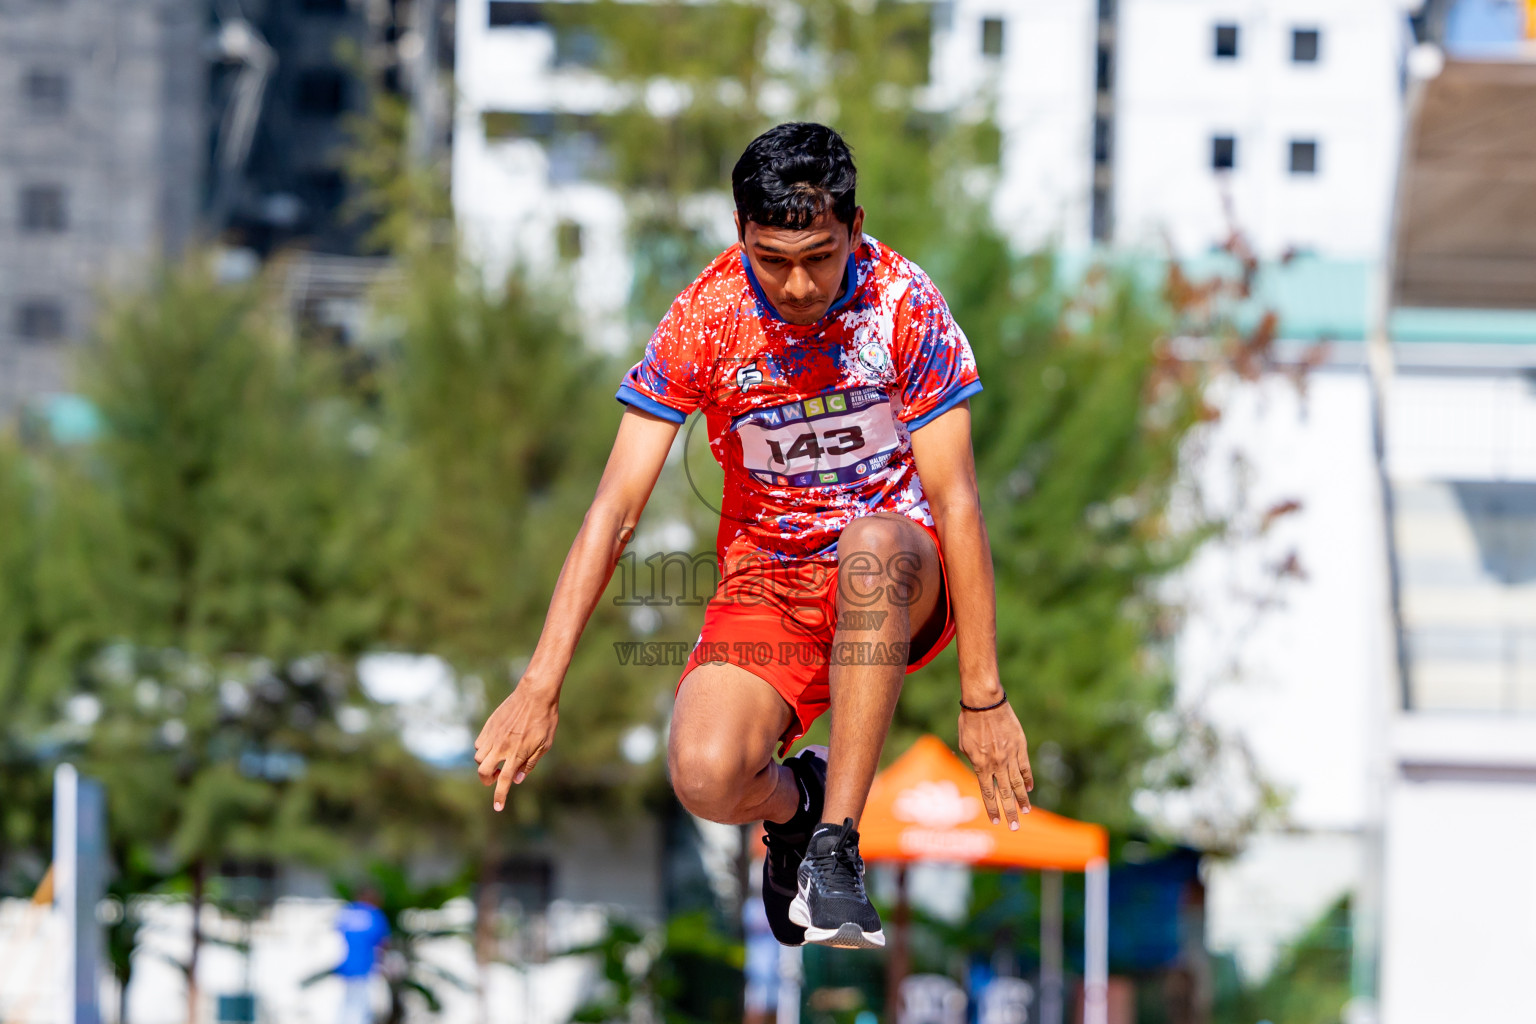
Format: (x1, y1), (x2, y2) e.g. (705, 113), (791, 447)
(739, 247), (860, 325)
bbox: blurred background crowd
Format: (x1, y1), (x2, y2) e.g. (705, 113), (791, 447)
(2, 1), (1535, 1023)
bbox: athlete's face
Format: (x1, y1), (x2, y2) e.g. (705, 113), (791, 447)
(736, 206), (865, 326)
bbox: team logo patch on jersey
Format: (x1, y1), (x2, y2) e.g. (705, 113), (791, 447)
(858, 342), (891, 376)
(736, 362), (764, 390)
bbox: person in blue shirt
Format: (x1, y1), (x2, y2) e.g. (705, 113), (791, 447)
(334, 890), (390, 1024)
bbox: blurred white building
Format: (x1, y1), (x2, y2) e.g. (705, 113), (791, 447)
(1175, 16), (1536, 1022)
(1370, 35), (1536, 1022)
(450, 0), (1110, 317)
(1114, 0), (1411, 258)
(931, 0), (1099, 250)
(451, 0), (631, 349)
(451, 0), (1415, 309)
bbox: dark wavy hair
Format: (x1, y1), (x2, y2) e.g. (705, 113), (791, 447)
(731, 122), (858, 232)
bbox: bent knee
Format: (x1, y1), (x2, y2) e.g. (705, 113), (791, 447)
(838, 515), (927, 610)
(668, 741), (760, 824)
(838, 515), (916, 563)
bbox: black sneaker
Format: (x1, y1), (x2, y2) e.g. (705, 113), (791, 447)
(788, 818), (885, 949)
(761, 745), (827, 946)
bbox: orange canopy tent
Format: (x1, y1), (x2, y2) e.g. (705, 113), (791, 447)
(855, 736), (1110, 1024)
(860, 735), (1107, 871)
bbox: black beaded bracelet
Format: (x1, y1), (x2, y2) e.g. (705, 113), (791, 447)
(960, 691), (1008, 712)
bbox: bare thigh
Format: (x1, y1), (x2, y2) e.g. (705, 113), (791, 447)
(838, 511), (946, 653)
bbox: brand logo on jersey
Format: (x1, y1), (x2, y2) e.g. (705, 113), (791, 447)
(736, 362), (764, 390)
(857, 342), (891, 376)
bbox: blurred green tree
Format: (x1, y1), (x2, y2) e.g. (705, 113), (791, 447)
(892, 255), (1216, 829)
(340, 85), (454, 257)
(1214, 897), (1353, 1024)
(0, 436), (55, 892)
(372, 249), (677, 820)
(338, 66), (685, 829)
(43, 261), (452, 1021)
(337, 70), (697, 1003)
(569, 909), (744, 1024)
(0, 419), (148, 892)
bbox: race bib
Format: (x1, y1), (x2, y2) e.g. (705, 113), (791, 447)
(731, 387), (901, 487)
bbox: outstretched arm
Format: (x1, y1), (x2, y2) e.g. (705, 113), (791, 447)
(909, 402), (1035, 827)
(474, 406), (680, 810)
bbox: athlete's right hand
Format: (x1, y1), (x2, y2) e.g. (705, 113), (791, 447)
(475, 680), (560, 812)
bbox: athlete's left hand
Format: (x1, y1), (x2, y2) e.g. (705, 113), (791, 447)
(958, 700), (1033, 830)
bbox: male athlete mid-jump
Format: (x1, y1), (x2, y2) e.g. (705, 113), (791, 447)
(475, 122), (1034, 948)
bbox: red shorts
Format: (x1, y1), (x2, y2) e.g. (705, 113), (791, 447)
(678, 520), (955, 754)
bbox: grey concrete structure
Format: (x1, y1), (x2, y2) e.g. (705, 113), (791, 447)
(0, 0), (451, 419)
(0, 0), (205, 416)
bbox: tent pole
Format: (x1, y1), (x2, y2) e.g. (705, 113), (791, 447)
(1084, 859), (1109, 1024)
(1040, 869), (1063, 1024)
(884, 864), (910, 1020)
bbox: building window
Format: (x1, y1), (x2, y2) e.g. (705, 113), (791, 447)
(25, 70), (68, 117)
(1212, 135), (1236, 170)
(20, 184), (66, 232)
(295, 68), (347, 116)
(547, 131), (605, 183)
(16, 300), (65, 342)
(1292, 28), (1320, 62)
(1409, 10), (1429, 43)
(1214, 24), (1239, 59)
(1290, 139), (1318, 174)
(1093, 116), (1112, 165)
(981, 17), (1004, 57)
(553, 27), (603, 67)
(488, 1), (544, 28)
(302, 170), (346, 209)
(483, 110), (558, 141)
(1095, 45), (1113, 91)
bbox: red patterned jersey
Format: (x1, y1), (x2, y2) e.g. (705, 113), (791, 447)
(617, 235), (981, 573)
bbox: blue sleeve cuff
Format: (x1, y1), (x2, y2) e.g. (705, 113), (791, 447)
(906, 380), (983, 431)
(616, 384), (689, 424)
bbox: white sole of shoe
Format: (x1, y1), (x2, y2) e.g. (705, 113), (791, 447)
(787, 894), (886, 949)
